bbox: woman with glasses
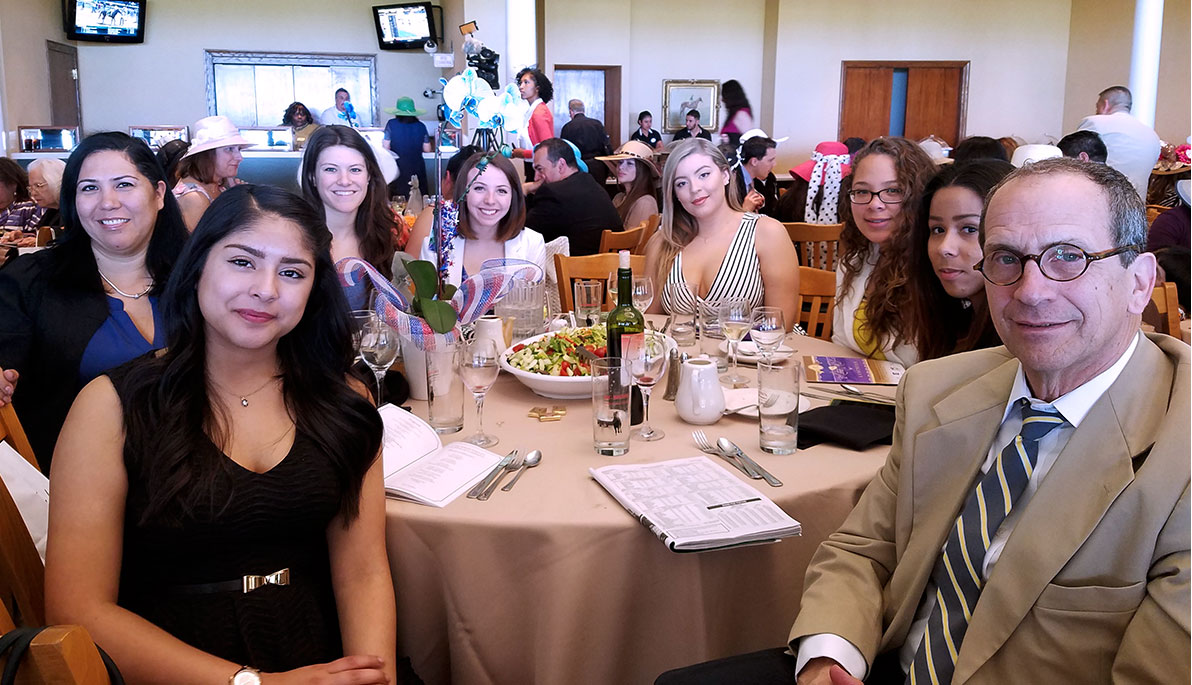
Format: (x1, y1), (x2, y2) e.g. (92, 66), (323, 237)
(27, 157), (66, 234)
(906, 160), (1013, 361)
(832, 137), (936, 365)
(0, 158), (43, 242)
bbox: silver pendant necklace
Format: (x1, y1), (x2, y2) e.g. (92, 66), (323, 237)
(98, 270), (153, 299)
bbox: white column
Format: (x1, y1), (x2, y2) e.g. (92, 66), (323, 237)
(1128, 0), (1164, 127)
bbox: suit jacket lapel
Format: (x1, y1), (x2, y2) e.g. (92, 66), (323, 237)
(953, 337), (1168, 682)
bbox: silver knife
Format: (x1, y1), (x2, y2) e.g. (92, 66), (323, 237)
(719, 438), (782, 487)
(467, 450), (517, 499)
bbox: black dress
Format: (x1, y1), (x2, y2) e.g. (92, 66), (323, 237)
(108, 362), (344, 673)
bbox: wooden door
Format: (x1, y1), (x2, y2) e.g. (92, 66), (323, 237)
(904, 67), (965, 145)
(838, 65), (893, 141)
(554, 64), (622, 146)
(839, 61), (967, 146)
(47, 42), (81, 128)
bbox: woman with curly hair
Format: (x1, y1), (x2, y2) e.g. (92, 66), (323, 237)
(831, 137), (936, 366)
(282, 101), (319, 150)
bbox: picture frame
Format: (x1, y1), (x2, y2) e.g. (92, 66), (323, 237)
(17, 126), (80, 152)
(661, 80), (720, 133)
(128, 125), (190, 151)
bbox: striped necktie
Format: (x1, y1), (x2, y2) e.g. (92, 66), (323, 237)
(907, 400), (1065, 684)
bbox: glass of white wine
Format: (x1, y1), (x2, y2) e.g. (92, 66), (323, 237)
(460, 337), (501, 447)
(360, 318), (400, 406)
(751, 306), (787, 363)
(718, 297), (753, 387)
(631, 275), (654, 312)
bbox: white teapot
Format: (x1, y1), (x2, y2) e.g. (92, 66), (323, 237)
(674, 357), (725, 425)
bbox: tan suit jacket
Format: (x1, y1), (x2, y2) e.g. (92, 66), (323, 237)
(790, 333), (1190, 683)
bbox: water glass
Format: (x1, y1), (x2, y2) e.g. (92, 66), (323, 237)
(631, 275), (654, 312)
(495, 279), (545, 342)
(758, 359), (801, 454)
(460, 338), (501, 446)
(350, 309), (377, 363)
(573, 280), (604, 327)
(670, 310), (698, 349)
(426, 344), (464, 434)
(592, 358), (631, 456)
(698, 303), (728, 372)
(751, 307), (787, 362)
(360, 319), (400, 406)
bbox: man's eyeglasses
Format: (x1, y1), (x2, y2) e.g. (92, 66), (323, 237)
(847, 188), (905, 205)
(974, 242), (1144, 286)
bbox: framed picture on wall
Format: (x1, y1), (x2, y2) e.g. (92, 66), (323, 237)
(662, 80), (720, 132)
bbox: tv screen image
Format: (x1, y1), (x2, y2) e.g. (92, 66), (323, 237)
(373, 2), (434, 50)
(74, 0), (140, 37)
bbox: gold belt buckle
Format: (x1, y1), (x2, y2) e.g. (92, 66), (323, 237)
(242, 568), (290, 593)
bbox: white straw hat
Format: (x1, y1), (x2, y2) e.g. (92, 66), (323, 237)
(182, 116), (254, 158)
(1010, 144), (1062, 168)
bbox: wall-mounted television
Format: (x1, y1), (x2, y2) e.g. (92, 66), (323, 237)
(372, 2), (435, 50)
(65, 0), (146, 44)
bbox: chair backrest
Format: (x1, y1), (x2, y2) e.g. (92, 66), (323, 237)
(784, 222), (843, 271)
(1146, 204), (1167, 227)
(796, 266), (837, 341)
(0, 472), (45, 628)
(598, 224), (645, 254)
(633, 213), (660, 255)
(0, 601), (113, 684)
(1, 404), (38, 473)
(1147, 282), (1181, 337)
(554, 252), (646, 312)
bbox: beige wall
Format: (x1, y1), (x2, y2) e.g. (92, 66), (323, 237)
(0, 0), (66, 152)
(1063, 0), (1191, 143)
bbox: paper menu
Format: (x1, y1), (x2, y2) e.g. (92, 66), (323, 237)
(379, 405), (502, 507)
(802, 356), (905, 385)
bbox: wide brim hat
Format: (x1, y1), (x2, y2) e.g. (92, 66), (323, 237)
(739, 128), (789, 144)
(919, 139), (953, 165)
(182, 115), (254, 158)
(791, 141), (852, 183)
(596, 140), (660, 177)
(1011, 143), (1063, 167)
(385, 96), (426, 117)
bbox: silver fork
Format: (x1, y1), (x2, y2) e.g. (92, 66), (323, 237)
(478, 452), (523, 500)
(692, 430), (760, 479)
(468, 450), (516, 499)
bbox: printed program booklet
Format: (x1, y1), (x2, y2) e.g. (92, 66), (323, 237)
(379, 404), (502, 507)
(803, 355), (905, 385)
(590, 456), (802, 552)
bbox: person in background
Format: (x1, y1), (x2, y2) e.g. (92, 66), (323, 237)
(832, 137), (937, 366)
(1153, 245), (1190, 314)
(1148, 178), (1190, 252)
(906, 160), (1013, 360)
(46, 184), (398, 685)
(321, 88), (360, 128)
(671, 109), (712, 142)
(0, 132), (188, 471)
(525, 138), (620, 256)
(283, 101), (320, 150)
(843, 137), (866, 159)
(733, 130), (780, 216)
(719, 80), (754, 147)
(407, 145), (480, 256)
(0, 158), (44, 240)
(776, 141), (852, 229)
(27, 157), (66, 235)
(381, 96), (431, 200)
(1077, 85), (1161, 198)
(598, 140), (661, 231)
(629, 110), (664, 151)
(645, 138), (799, 326)
(513, 67), (555, 182)
(300, 126), (398, 292)
(173, 115), (253, 232)
(420, 152), (545, 286)
(950, 135), (1010, 164)
(1057, 130), (1109, 163)
(155, 139), (190, 189)
(560, 99), (612, 185)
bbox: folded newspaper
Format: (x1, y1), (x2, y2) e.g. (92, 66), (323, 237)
(590, 456), (802, 552)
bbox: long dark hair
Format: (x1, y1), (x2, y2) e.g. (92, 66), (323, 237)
(721, 80), (750, 115)
(0, 158), (31, 203)
(54, 132), (188, 294)
(122, 184), (381, 525)
(614, 158), (658, 225)
(907, 160), (1013, 359)
(300, 125), (396, 279)
(516, 67), (553, 104)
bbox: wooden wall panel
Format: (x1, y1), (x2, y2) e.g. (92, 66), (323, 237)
(838, 66), (893, 142)
(904, 66), (967, 146)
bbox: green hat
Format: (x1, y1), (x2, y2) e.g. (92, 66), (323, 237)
(385, 96), (426, 116)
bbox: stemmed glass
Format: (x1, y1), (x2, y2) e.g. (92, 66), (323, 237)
(350, 310), (377, 364)
(631, 275), (654, 312)
(629, 332), (669, 441)
(606, 271), (619, 305)
(460, 337), (501, 447)
(718, 297), (753, 387)
(360, 318), (399, 406)
(751, 307), (787, 363)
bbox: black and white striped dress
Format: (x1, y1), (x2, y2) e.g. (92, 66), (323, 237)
(660, 213), (765, 315)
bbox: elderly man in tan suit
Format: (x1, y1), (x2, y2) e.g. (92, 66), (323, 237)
(657, 158), (1189, 684)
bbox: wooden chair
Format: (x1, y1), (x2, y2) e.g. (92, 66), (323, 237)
(796, 266), (836, 341)
(784, 222), (843, 271)
(0, 470), (45, 629)
(1, 404), (38, 472)
(1145, 282), (1181, 337)
(1146, 204), (1167, 227)
(633, 213), (660, 255)
(0, 602), (113, 685)
(598, 224), (645, 254)
(554, 253), (646, 312)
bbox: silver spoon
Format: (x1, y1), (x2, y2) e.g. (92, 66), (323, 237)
(501, 449), (542, 491)
(840, 384), (891, 402)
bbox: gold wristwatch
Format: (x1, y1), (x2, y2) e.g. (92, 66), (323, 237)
(230, 666), (261, 685)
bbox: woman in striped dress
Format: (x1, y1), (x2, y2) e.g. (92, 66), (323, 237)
(644, 138), (798, 326)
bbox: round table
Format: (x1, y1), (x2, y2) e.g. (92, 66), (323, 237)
(385, 333), (893, 684)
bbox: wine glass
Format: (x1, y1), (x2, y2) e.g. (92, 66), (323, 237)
(460, 337), (501, 447)
(631, 275), (654, 312)
(629, 332), (669, 441)
(718, 297), (753, 387)
(606, 271), (619, 305)
(350, 310), (377, 363)
(360, 319), (399, 406)
(751, 307), (787, 363)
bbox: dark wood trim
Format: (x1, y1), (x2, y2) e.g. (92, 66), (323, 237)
(842, 60), (970, 69)
(838, 60), (969, 143)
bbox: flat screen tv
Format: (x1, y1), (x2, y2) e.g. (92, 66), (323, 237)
(65, 0), (146, 44)
(372, 2), (435, 50)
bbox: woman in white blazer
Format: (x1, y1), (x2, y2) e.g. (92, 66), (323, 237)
(420, 152), (546, 285)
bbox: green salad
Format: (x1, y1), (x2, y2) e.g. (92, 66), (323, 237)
(505, 327), (608, 377)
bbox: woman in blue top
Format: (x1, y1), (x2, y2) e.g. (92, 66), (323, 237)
(382, 96), (431, 199)
(0, 132), (187, 471)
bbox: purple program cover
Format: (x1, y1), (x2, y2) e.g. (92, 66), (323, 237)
(802, 356), (904, 385)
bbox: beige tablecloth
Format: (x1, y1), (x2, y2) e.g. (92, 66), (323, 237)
(385, 334), (892, 685)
